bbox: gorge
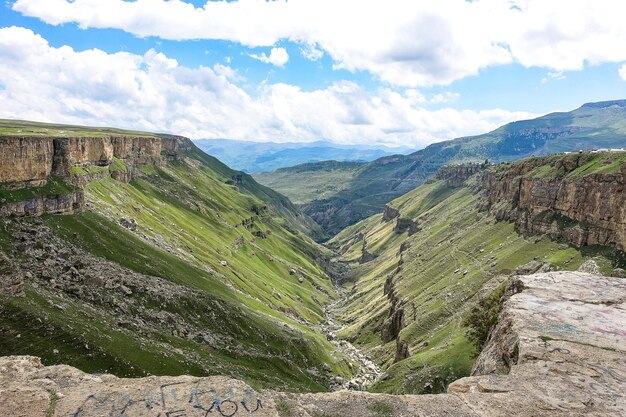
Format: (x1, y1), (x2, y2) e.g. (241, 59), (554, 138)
(0, 118), (625, 417)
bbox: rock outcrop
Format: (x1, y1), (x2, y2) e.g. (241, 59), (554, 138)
(0, 135), (190, 188)
(452, 271), (626, 417)
(394, 217), (420, 235)
(2, 271), (625, 416)
(359, 239), (377, 264)
(0, 135), (191, 217)
(435, 163), (486, 187)
(481, 154), (626, 251)
(0, 189), (84, 217)
(382, 204), (400, 222)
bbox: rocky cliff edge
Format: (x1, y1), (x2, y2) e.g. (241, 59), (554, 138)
(482, 153), (626, 252)
(1, 271), (624, 417)
(0, 135), (192, 216)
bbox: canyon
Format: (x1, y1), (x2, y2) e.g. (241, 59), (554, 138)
(1, 119), (626, 415)
(327, 151), (626, 394)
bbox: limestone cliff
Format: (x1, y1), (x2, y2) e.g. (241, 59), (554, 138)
(435, 162), (486, 187)
(0, 137), (53, 188)
(2, 271), (624, 416)
(0, 190), (83, 217)
(480, 153), (626, 251)
(0, 135), (191, 216)
(1, 135), (190, 186)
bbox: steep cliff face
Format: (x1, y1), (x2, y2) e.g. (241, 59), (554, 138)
(0, 190), (83, 217)
(51, 137), (114, 176)
(481, 153), (626, 251)
(434, 163), (486, 187)
(1, 135), (189, 187)
(0, 138), (53, 187)
(0, 135), (190, 217)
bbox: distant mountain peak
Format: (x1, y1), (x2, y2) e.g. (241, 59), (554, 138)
(580, 99), (626, 109)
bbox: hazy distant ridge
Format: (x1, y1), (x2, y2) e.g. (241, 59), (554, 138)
(195, 139), (413, 173)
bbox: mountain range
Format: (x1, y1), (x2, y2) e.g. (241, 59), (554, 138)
(254, 99), (626, 236)
(195, 139), (412, 173)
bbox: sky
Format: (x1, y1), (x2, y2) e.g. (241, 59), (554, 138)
(1, 0), (626, 149)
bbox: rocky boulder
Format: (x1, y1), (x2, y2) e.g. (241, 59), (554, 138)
(382, 204), (400, 222)
(435, 163), (486, 187)
(0, 250), (24, 296)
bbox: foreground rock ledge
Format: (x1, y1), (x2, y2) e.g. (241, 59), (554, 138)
(1, 272), (625, 417)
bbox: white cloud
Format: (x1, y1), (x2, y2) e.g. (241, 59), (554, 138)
(300, 42), (323, 61)
(541, 71), (567, 84)
(213, 63), (242, 81)
(249, 47), (289, 67)
(11, 0), (626, 87)
(430, 92), (460, 104)
(0, 26), (536, 148)
(619, 64), (626, 81)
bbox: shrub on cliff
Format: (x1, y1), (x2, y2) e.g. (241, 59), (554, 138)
(463, 283), (506, 355)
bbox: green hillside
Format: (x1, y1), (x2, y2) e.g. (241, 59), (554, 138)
(0, 131), (344, 391)
(0, 119), (164, 138)
(256, 100), (626, 236)
(327, 162), (624, 394)
(254, 161), (362, 204)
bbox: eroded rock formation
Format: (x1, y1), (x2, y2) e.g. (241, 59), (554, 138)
(2, 271), (624, 416)
(0, 135), (190, 187)
(382, 204), (400, 222)
(394, 217), (420, 235)
(0, 135), (191, 217)
(435, 162), (486, 187)
(481, 156), (626, 251)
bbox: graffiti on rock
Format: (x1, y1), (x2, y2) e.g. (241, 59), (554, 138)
(70, 382), (263, 417)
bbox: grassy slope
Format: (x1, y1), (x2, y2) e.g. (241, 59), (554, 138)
(0, 119), (163, 138)
(0, 118), (325, 240)
(0, 140), (349, 391)
(85, 158), (335, 325)
(183, 146), (327, 241)
(258, 100), (626, 235)
(328, 175), (621, 394)
(508, 151), (626, 179)
(254, 161), (362, 204)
